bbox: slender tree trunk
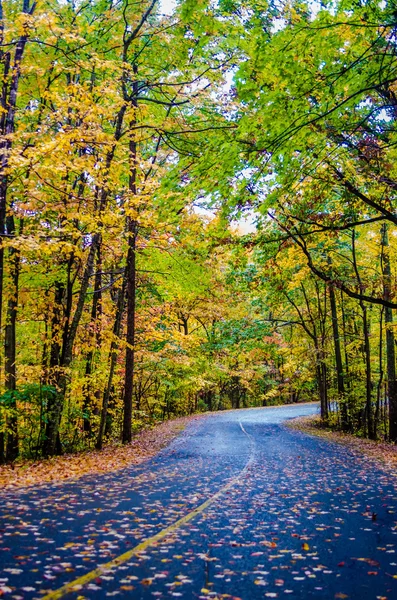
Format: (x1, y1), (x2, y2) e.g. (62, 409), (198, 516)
(0, 0), (32, 335)
(42, 279), (66, 456)
(83, 245), (102, 435)
(340, 291), (350, 389)
(375, 307), (384, 439)
(48, 281), (64, 380)
(40, 280), (64, 456)
(0, 1), (34, 461)
(319, 282), (328, 420)
(96, 276), (126, 450)
(41, 289), (50, 375)
(43, 235), (99, 456)
(62, 236), (99, 370)
(352, 230), (373, 438)
(315, 346), (328, 420)
(322, 361), (328, 416)
(122, 66), (139, 445)
(122, 217), (137, 444)
(328, 282), (347, 429)
(59, 251), (75, 370)
(5, 216), (22, 461)
(362, 304), (374, 438)
(381, 224), (397, 441)
(385, 311), (396, 441)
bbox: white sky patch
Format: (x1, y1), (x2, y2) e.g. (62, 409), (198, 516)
(193, 204), (216, 220)
(159, 0), (177, 15)
(232, 213), (257, 235)
(192, 203), (257, 235)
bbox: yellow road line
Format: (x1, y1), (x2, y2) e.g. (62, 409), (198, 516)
(41, 424), (254, 600)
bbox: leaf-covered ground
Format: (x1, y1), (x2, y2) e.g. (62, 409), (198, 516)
(0, 415), (203, 490)
(287, 415), (397, 474)
(1, 404), (397, 599)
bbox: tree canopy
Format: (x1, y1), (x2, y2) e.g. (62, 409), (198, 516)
(0, 0), (396, 461)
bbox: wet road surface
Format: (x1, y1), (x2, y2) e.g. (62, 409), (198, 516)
(1, 403), (397, 600)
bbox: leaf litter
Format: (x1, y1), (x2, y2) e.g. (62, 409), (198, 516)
(0, 415), (203, 490)
(1, 411), (397, 599)
(287, 415), (397, 475)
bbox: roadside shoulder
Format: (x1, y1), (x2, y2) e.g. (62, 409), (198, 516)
(0, 414), (204, 491)
(287, 415), (397, 474)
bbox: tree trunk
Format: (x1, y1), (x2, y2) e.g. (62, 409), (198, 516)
(0, 0), (33, 344)
(381, 224), (397, 441)
(317, 282), (328, 420)
(5, 216), (22, 461)
(374, 307), (384, 439)
(340, 290), (350, 390)
(0, 1), (34, 462)
(83, 245), (102, 435)
(96, 276), (126, 450)
(352, 230), (373, 438)
(362, 303), (374, 438)
(329, 282), (347, 429)
(315, 347), (328, 420)
(122, 65), (139, 445)
(43, 235), (99, 456)
(122, 218), (137, 444)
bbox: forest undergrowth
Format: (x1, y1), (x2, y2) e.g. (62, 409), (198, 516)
(0, 415), (202, 490)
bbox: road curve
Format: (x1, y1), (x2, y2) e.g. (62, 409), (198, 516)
(1, 403), (397, 600)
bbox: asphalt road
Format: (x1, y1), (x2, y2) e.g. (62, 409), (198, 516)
(1, 403), (397, 600)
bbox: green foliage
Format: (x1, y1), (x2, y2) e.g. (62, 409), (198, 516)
(0, 384), (58, 408)
(1, 0), (395, 463)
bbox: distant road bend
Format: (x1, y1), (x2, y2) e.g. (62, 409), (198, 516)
(1, 403), (397, 599)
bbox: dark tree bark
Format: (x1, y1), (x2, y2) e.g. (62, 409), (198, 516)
(374, 306), (384, 439)
(340, 291), (350, 391)
(122, 61), (139, 445)
(352, 230), (374, 438)
(5, 216), (22, 461)
(119, 0), (160, 444)
(328, 281), (348, 429)
(48, 282), (64, 380)
(0, 1), (35, 462)
(83, 245), (102, 435)
(381, 224), (397, 442)
(42, 260), (72, 457)
(0, 0), (34, 339)
(122, 216), (137, 444)
(42, 234), (100, 456)
(362, 304), (373, 438)
(96, 276), (126, 450)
